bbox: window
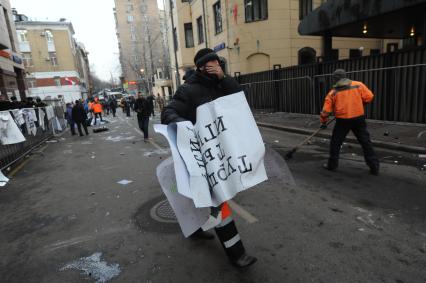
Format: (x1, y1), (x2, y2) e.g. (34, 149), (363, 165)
(54, 77), (61, 87)
(298, 47), (316, 65)
(127, 15), (134, 23)
(245, 0), (268, 22)
(213, 1), (223, 34)
(299, 0), (312, 20)
(197, 16), (204, 44)
(17, 30), (28, 42)
(45, 30), (54, 42)
(173, 27), (178, 51)
(22, 52), (33, 67)
(184, 23), (194, 48)
(349, 49), (362, 58)
(49, 52), (58, 66)
(127, 4), (133, 12)
(140, 4), (147, 13)
(386, 43), (398, 53)
(130, 32), (137, 41)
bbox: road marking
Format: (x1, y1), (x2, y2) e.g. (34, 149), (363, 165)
(228, 200), (258, 224)
(8, 145), (49, 178)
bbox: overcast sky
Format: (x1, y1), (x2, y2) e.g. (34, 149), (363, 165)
(10, 0), (164, 81)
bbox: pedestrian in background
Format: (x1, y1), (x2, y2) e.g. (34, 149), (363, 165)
(134, 92), (150, 141)
(321, 69), (380, 175)
(72, 100), (89, 136)
(91, 97), (103, 125)
(10, 96), (23, 109)
(109, 97), (117, 117)
(65, 102), (76, 136)
(156, 94), (165, 112)
(25, 97), (36, 108)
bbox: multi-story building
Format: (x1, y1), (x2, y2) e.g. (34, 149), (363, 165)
(165, 0), (401, 90)
(114, 0), (169, 96)
(14, 17), (91, 103)
(0, 0), (26, 101)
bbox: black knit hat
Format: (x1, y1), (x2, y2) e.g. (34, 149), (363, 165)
(194, 48), (220, 68)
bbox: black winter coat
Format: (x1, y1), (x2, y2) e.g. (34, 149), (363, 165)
(134, 97), (151, 118)
(72, 104), (88, 123)
(161, 71), (242, 124)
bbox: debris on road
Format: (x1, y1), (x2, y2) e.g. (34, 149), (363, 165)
(93, 127), (109, 133)
(60, 252), (120, 283)
(0, 170), (9, 187)
(117, 179), (133, 185)
(46, 140), (59, 143)
(384, 131), (390, 136)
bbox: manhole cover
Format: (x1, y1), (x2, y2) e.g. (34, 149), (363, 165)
(133, 196), (179, 234)
(150, 199), (177, 223)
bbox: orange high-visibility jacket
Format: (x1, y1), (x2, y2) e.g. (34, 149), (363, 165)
(92, 102), (103, 113)
(321, 79), (374, 121)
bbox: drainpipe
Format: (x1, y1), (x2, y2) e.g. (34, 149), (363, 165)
(202, 0), (208, 47)
(169, 0), (181, 87)
(224, 0), (231, 75)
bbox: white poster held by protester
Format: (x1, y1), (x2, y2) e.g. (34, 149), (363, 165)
(176, 91), (267, 208)
(154, 124), (192, 199)
(0, 111), (26, 145)
(157, 157), (210, 237)
(0, 170), (9, 187)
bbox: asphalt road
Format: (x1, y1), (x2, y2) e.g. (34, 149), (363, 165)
(0, 112), (425, 283)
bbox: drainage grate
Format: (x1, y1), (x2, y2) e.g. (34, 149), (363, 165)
(150, 199), (177, 223)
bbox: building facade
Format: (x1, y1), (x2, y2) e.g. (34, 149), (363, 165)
(14, 19), (91, 103)
(165, 0), (401, 90)
(114, 0), (170, 96)
(0, 0), (26, 101)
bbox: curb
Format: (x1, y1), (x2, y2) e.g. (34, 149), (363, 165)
(257, 122), (426, 154)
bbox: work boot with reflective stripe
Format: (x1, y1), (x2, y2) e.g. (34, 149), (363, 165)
(214, 217), (257, 268)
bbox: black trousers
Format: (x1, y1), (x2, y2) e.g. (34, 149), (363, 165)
(328, 116), (379, 170)
(137, 115), (149, 139)
(214, 217), (245, 261)
(76, 121), (89, 136)
(94, 113), (103, 124)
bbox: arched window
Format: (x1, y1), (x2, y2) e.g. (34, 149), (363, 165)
(246, 53), (270, 72)
(298, 47), (316, 65)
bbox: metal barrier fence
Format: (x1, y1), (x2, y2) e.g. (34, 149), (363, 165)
(237, 46), (426, 123)
(0, 103), (66, 171)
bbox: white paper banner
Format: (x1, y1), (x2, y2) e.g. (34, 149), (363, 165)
(157, 157), (210, 237)
(156, 92), (267, 208)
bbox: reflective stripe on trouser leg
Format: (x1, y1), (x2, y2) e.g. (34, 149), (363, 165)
(214, 217), (245, 261)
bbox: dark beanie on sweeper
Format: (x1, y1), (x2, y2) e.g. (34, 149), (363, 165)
(194, 48), (220, 68)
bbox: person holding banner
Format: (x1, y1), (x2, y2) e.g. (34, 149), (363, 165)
(162, 48), (257, 268)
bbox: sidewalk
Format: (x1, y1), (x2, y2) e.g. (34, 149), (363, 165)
(255, 112), (426, 154)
